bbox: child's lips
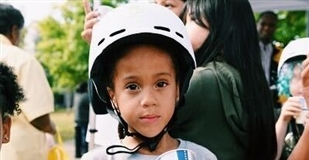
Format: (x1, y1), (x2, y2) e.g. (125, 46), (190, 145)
(140, 115), (160, 123)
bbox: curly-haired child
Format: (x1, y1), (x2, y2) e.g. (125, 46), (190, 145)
(0, 62), (24, 150)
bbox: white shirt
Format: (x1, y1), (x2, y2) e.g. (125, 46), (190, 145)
(0, 34), (54, 160)
(259, 41), (273, 85)
(81, 139), (217, 160)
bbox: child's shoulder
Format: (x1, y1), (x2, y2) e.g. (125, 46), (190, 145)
(81, 146), (130, 160)
(178, 139), (218, 160)
(81, 145), (155, 160)
(81, 146), (109, 160)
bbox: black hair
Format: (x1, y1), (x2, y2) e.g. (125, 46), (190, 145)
(0, 3), (24, 35)
(257, 10), (278, 21)
(187, 0), (277, 159)
(76, 81), (88, 93)
(0, 62), (24, 117)
(179, 1), (188, 23)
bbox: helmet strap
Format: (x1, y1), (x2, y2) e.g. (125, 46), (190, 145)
(106, 127), (168, 155)
(106, 101), (169, 155)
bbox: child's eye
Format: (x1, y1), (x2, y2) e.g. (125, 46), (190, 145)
(157, 81), (168, 88)
(165, 4), (173, 8)
(126, 84), (140, 90)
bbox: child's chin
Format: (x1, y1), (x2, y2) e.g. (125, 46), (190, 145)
(140, 130), (165, 138)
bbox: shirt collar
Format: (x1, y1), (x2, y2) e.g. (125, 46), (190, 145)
(0, 34), (13, 45)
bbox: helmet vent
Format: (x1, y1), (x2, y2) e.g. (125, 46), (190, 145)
(110, 29), (126, 37)
(154, 26), (170, 32)
(175, 32), (183, 38)
(98, 38), (105, 46)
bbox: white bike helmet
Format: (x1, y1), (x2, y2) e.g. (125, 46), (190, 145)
(88, 2), (196, 154)
(278, 37), (309, 73)
(88, 3), (196, 115)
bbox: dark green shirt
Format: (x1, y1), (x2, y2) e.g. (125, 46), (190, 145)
(170, 62), (248, 160)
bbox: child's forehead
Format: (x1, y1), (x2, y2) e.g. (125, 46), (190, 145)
(114, 45), (175, 69)
(120, 44), (173, 59)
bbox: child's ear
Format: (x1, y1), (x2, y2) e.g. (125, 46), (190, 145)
(2, 116), (11, 143)
(107, 87), (116, 103)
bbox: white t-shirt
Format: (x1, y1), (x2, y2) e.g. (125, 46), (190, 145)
(81, 139), (217, 160)
(0, 34), (54, 160)
(86, 114), (119, 146)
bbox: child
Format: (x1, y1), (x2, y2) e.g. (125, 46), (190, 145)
(82, 1), (277, 159)
(0, 62), (24, 150)
(82, 3), (217, 160)
(276, 37), (309, 160)
(287, 51), (309, 160)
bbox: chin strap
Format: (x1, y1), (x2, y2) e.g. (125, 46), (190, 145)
(106, 100), (177, 155)
(106, 127), (168, 155)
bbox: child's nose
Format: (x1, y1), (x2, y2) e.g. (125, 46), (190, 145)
(140, 88), (157, 107)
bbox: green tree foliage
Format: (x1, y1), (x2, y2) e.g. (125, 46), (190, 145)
(256, 11), (308, 47)
(36, 0), (127, 92)
(275, 11), (307, 46)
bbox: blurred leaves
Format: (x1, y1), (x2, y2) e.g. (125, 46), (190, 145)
(275, 11), (307, 46)
(256, 11), (308, 46)
(36, 0), (127, 92)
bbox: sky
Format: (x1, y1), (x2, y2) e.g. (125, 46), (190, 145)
(3, 0), (66, 27)
(1, 0), (67, 52)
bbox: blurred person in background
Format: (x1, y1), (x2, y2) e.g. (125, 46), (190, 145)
(73, 81), (89, 158)
(81, 0), (187, 43)
(256, 11), (283, 119)
(287, 51), (309, 160)
(0, 3), (56, 160)
(275, 38), (309, 160)
(154, 0), (186, 19)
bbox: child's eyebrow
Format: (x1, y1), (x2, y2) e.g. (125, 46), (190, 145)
(155, 72), (173, 77)
(121, 75), (137, 81)
(121, 72), (173, 80)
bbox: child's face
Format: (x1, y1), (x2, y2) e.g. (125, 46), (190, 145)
(290, 65), (303, 96)
(108, 45), (179, 138)
(185, 11), (209, 52)
(0, 114), (11, 150)
(154, 0), (185, 17)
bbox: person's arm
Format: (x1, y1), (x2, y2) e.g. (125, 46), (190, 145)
(275, 120), (288, 160)
(287, 119), (309, 160)
(302, 53), (309, 106)
(19, 57), (56, 135)
(275, 97), (302, 160)
(287, 53), (309, 160)
(81, 0), (99, 43)
(30, 114), (56, 134)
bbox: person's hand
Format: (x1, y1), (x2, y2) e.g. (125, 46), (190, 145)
(304, 112), (309, 127)
(302, 52), (309, 108)
(81, 0), (100, 44)
(302, 53), (309, 88)
(50, 120), (57, 135)
(278, 97), (302, 123)
(45, 133), (56, 148)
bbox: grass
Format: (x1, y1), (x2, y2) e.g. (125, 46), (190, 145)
(50, 108), (75, 142)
